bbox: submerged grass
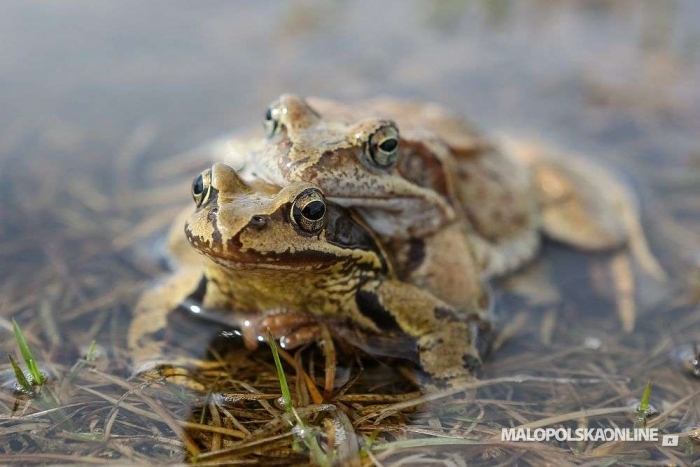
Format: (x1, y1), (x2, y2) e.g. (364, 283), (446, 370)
(267, 330), (332, 466)
(7, 319), (76, 431)
(11, 319), (44, 389)
(8, 355), (32, 395)
(634, 380), (653, 429)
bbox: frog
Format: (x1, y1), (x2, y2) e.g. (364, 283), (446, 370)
(211, 95), (663, 315)
(164, 97), (492, 319)
(128, 162), (490, 389)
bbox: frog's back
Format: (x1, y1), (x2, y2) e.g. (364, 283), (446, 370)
(318, 96), (542, 276)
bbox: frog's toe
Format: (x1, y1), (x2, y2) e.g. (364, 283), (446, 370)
(278, 325), (323, 349)
(424, 377), (478, 397)
(131, 357), (210, 392)
(256, 312), (321, 349)
(417, 322), (483, 386)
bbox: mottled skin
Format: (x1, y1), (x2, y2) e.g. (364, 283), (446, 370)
(128, 163), (488, 388)
(223, 95), (500, 314)
(223, 94), (664, 281)
(225, 95), (537, 279)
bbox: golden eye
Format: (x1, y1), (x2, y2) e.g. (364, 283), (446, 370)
(263, 104), (282, 138)
(367, 124), (400, 168)
(192, 169), (212, 207)
(291, 188), (327, 233)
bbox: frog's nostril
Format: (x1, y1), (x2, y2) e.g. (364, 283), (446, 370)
(207, 209), (218, 223)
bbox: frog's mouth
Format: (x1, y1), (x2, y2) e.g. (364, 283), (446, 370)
(203, 248), (346, 271)
(189, 231), (348, 270)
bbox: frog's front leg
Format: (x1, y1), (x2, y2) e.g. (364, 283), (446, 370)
(389, 222), (491, 318)
(256, 313), (323, 350)
(128, 268), (224, 380)
(358, 279), (490, 387)
(129, 271), (322, 378)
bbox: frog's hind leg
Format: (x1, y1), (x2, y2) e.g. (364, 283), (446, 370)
(357, 280), (490, 389)
(501, 136), (666, 281)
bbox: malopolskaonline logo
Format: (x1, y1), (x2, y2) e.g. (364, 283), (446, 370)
(501, 428), (661, 443)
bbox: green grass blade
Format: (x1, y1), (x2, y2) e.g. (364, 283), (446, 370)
(267, 330), (292, 412)
(85, 340), (98, 362)
(634, 380), (652, 429)
(266, 331), (331, 466)
(12, 319), (33, 365)
(360, 429), (382, 457)
(9, 354), (32, 393)
(12, 319), (44, 385)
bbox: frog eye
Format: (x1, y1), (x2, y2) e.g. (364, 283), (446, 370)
(192, 169), (212, 207)
(291, 188), (327, 233)
(263, 105), (281, 137)
(367, 124), (400, 168)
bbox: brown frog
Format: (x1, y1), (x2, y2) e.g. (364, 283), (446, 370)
(128, 163), (489, 389)
(217, 95), (663, 316)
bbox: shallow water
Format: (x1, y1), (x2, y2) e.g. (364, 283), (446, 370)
(1, 1), (699, 464)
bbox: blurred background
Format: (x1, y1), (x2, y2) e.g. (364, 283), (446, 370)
(2, 0), (698, 162)
(0, 0), (699, 463)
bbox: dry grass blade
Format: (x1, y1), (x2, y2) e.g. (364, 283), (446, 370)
(117, 389), (199, 456)
(0, 453), (117, 464)
(320, 324), (336, 401)
(195, 432), (294, 462)
(180, 420), (246, 439)
(362, 375), (615, 424)
(275, 344), (324, 405)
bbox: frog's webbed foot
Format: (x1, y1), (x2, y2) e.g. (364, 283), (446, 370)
(198, 309), (323, 350)
(128, 269), (231, 390)
(502, 136), (666, 281)
(359, 280), (489, 391)
(256, 313), (322, 350)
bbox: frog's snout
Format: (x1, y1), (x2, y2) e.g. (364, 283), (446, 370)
(211, 162), (253, 196)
